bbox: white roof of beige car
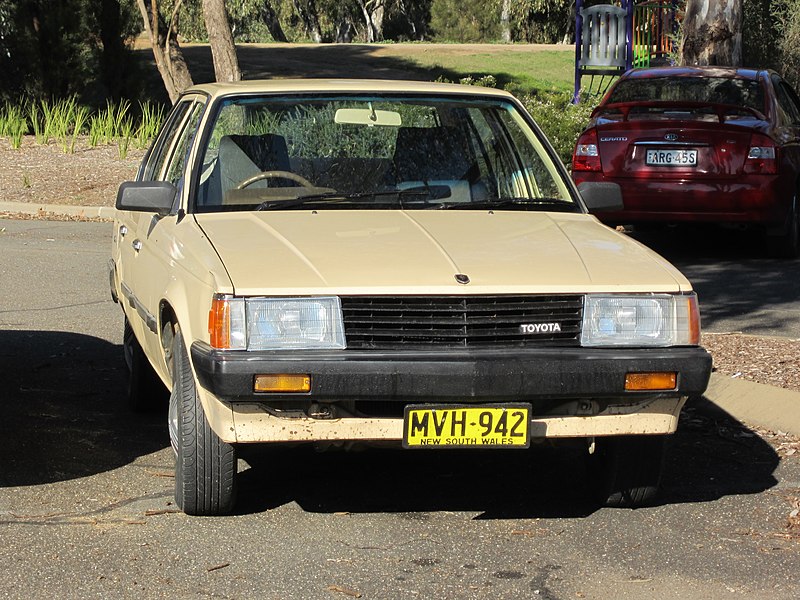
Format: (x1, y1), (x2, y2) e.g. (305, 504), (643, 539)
(186, 78), (517, 100)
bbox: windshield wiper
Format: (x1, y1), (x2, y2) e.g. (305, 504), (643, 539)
(255, 188), (438, 211)
(439, 197), (580, 212)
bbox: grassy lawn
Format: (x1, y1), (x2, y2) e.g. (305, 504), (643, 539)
(137, 43), (576, 102)
(391, 46), (576, 94)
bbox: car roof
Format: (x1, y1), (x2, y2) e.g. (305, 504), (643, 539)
(620, 66), (766, 82)
(185, 78), (517, 101)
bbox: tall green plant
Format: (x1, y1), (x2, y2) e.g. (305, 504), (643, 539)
(117, 119), (134, 159)
(135, 101), (165, 148)
(27, 102), (45, 144)
(66, 105), (89, 154)
(1, 103), (28, 148)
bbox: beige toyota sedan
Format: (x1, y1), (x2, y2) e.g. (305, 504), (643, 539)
(110, 79), (711, 516)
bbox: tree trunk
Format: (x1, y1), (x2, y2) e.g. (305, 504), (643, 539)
(292, 0), (323, 43)
(357, 0), (385, 43)
(500, 0), (511, 43)
(135, 0), (193, 102)
(263, 2), (288, 43)
(396, 0), (427, 41)
(202, 0), (241, 82)
(680, 0), (743, 66)
(98, 0), (126, 99)
(336, 19), (355, 43)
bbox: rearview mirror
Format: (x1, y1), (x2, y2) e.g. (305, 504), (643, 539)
(334, 107), (402, 127)
(116, 181), (177, 215)
(578, 182), (624, 212)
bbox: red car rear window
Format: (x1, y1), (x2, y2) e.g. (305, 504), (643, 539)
(607, 77), (765, 114)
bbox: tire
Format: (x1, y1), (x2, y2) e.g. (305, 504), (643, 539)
(123, 318), (168, 413)
(766, 196), (800, 259)
(588, 435), (667, 508)
(169, 329), (237, 516)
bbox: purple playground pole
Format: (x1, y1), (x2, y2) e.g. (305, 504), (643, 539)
(573, 0), (584, 103)
(625, 0), (634, 71)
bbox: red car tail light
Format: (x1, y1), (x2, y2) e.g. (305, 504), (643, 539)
(572, 129), (602, 172)
(744, 133), (778, 175)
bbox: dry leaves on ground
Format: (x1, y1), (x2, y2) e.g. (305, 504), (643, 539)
(0, 138), (143, 207)
(702, 332), (800, 393)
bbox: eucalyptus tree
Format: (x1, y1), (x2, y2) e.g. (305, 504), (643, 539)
(135, 0), (241, 101)
(680, 0), (743, 66)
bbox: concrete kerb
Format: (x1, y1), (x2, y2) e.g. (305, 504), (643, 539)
(1, 202), (799, 438)
(700, 372), (800, 437)
(0, 201), (115, 220)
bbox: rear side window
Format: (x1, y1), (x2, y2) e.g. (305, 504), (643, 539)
(141, 101), (194, 181)
(165, 102), (205, 186)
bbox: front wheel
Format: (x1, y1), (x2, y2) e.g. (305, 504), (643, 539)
(169, 328), (237, 516)
(587, 435), (667, 508)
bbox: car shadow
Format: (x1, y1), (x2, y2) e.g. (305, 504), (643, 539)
(0, 330), (169, 487)
(233, 396), (779, 518)
(133, 44), (476, 104)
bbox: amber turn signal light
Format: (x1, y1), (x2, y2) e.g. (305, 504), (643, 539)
(625, 372), (677, 391)
(254, 374), (311, 393)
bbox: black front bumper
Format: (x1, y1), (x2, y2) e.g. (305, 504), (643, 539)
(190, 342), (712, 403)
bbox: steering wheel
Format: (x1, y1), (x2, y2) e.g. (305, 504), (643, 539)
(235, 170), (315, 190)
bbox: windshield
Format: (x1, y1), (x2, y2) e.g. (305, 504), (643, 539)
(193, 94), (576, 213)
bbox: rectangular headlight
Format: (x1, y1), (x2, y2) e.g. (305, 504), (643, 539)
(246, 297), (346, 350)
(210, 296), (346, 350)
(581, 293), (700, 347)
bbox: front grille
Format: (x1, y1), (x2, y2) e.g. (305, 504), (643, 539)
(341, 295), (583, 349)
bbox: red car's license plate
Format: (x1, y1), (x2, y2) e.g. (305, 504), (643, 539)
(646, 149), (698, 166)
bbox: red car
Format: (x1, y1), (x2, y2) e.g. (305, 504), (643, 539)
(572, 67), (800, 257)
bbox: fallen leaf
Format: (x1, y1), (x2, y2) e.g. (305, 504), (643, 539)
(327, 584), (362, 598)
(144, 509), (181, 517)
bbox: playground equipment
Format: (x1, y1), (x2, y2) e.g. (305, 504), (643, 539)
(573, 0), (679, 103)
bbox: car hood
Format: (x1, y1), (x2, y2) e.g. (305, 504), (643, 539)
(194, 210), (691, 295)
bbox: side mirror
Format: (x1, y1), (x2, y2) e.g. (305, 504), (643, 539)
(578, 182), (624, 212)
(116, 181), (177, 215)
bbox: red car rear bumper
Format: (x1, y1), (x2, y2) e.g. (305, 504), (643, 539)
(575, 173), (792, 227)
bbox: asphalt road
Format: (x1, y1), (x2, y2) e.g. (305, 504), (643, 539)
(1, 218), (798, 599)
(628, 225), (800, 338)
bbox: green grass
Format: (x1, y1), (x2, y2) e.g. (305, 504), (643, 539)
(408, 49), (575, 95)
(0, 97), (165, 156)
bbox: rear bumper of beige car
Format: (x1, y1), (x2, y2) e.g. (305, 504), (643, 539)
(190, 343), (712, 444)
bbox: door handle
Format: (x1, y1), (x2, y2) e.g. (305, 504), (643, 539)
(132, 239), (142, 252)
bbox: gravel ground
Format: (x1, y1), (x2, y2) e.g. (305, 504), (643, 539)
(703, 333), (800, 393)
(0, 138), (143, 207)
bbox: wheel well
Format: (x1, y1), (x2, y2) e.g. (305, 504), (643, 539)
(159, 302), (178, 376)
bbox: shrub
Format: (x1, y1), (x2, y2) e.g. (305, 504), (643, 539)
(520, 91), (598, 166)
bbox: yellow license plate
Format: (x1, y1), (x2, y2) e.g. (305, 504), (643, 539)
(403, 404), (531, 449)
